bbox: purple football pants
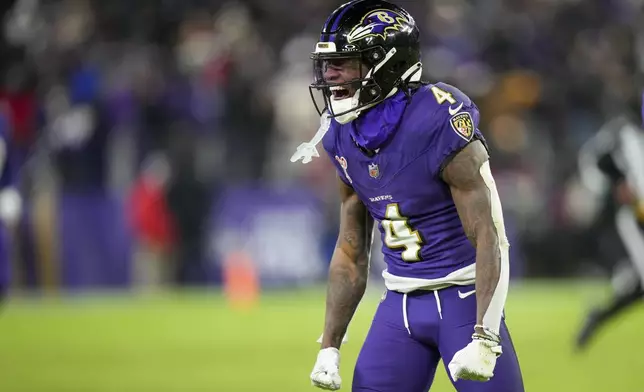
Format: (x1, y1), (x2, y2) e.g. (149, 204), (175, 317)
(353, 285), (524, 391)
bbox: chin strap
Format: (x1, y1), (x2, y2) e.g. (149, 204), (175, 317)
(290, 111), (332, 164)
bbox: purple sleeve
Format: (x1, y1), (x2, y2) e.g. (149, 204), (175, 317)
(322, 123), (353, 186)
(425, 104), (485, 177)
(325, 150), (353, 186)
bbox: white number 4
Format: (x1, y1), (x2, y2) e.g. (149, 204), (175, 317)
(431, 85), (456, 105)
(382, 203), (423, 262)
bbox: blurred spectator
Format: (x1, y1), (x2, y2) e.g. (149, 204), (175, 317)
(47, 53), (132, 290)
(165, 130), (213, 286)
(128, 152), (175, 290)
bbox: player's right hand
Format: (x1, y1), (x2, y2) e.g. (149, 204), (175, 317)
(448, 335), (502, 382)
(310, 347), (342, 390)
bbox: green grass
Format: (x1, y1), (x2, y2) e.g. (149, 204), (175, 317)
(0, 281), (641, 391)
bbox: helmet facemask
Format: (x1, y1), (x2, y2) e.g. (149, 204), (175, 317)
(309, 42), (422, 124)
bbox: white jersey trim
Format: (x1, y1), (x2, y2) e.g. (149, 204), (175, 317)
(382, 263), (476, 293)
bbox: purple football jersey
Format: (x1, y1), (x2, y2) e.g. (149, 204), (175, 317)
(323, 82), (485, 281)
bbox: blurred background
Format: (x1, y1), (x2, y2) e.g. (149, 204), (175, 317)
(0, 0), (642, 390)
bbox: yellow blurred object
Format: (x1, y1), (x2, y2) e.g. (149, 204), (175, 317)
(500, 70), (542, 108)
(222, 250), (260, 310)
(33, 190), (59, 294)
(489, 114), (528, 153)
(635, 201), (644, 222)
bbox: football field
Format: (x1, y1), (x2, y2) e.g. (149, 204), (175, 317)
(0, 281), (641, 391)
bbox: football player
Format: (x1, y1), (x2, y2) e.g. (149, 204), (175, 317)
(291, 1), (524, 391)
(575, 114), (644, 350)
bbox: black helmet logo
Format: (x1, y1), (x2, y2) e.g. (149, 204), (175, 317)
(346, 9), (411, 43)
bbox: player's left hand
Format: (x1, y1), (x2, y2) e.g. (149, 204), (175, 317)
(310, 347), (342, 390)
(448, 331), (503, 382)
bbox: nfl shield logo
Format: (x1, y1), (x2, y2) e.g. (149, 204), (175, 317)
(368, 163), (380, 179)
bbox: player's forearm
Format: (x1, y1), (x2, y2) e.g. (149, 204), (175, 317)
(444, 147), (509, 336)
(321, 196), (372, 349)
(321, 249), (369, 349)
(455, 187), (505, 332)
(473, 228), (502, 331)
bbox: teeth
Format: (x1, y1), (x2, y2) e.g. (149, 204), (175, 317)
(330, 86), (348, 91)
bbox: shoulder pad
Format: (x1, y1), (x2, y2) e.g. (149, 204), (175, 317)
(419, 83), (486, 175)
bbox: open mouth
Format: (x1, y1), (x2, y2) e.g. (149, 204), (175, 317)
(330, 86), (353, 100)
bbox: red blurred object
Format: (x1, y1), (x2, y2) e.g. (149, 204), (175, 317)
(128, 175), (176, 251)
(0, 91), (37, 146)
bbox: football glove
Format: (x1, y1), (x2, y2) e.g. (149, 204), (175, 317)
(448, 327), (503, 382)
(310, 347), (342, 390)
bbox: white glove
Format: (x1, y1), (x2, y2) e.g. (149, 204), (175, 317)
(310, 347), (342, 390)
(448, 333), (503, 382)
